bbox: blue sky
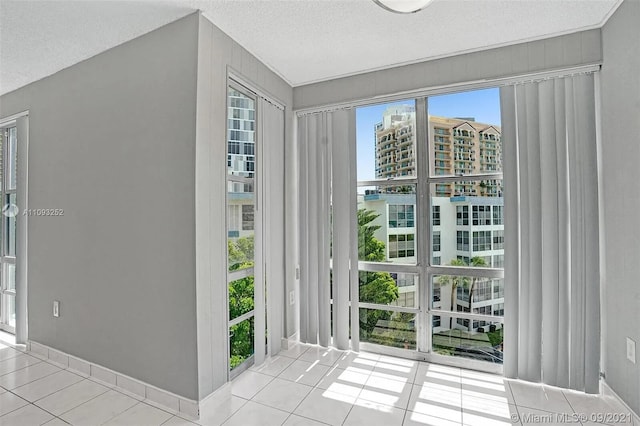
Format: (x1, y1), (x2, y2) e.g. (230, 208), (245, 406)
(356, 88), (501, 181)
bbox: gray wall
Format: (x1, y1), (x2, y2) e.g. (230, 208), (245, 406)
(294, 29), (602, 110)
(601, 0), (640, 415)
(194, 14), (294, 399)
(0, 13), (200, 400)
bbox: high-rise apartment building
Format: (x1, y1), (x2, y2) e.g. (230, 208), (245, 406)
(359, 192), (505, 334)
(375, 106), (503, 197)
(375, 105), (416, 179)
(367, 106), (505, 335)
(227, 88), (257, 238)
(227, 88), (256, 193)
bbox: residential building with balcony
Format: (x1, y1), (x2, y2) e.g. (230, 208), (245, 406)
(375, 108), (502, 197)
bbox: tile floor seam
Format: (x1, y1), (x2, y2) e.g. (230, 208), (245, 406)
(0, 357), (44, 376)
(0, 399), (64, 425)
(97, 399), (144, 426)
(561, 388), (580, 413)
(339, 402), (356, 426)
(290, 374), (347, 426)
(159, 415), (175, 426)
(42, 380), (112, 418)
(139, 398), (185, 418)
(219, 400), (289, 426)
(286, 412), (333, 426)
(52, 386), (117, 419)
(241, 398), (293, 416)
(21, 371), (86, 404)
(401, 408), (409, 425)
(28, 399), (65, 424)
(0, 352), (22, 362)
(0, 362), (60, 386)
(0, 390), (30, 418)
(249, 383), (309, 419)
(515, 400), (574, 415)
(278, 350), (308, 361)
(193, 394), (250, 425)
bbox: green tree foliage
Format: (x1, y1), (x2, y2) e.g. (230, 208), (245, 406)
(230, 319), (254, 369)
(227, 236), (255, 369)
(357, 209), (399, 338)
(357, 209), (386, 262)
(228, 236), (254, 270)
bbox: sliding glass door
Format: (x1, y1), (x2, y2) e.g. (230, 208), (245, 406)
(354, 88), (505, 370)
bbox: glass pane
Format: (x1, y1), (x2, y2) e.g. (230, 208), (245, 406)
(227, 193), (255, 272)
(230, 317), (254, 370)
(4, 263), (15, 291)
(4, 193), (17, 257)
(6, 127), (17, 191)
(357, 101), (416, 182)
(432, 276), (504, 315)
(359, 308), (416, 350)
(430, 182), (503, 267)
(6, 294), (16, 328)
(227, 88), (256, 179)
(427, 88), (502, 176)
(358, 185), (416, 265)
(359, 271), (418, 308)
(228, 276), (254, 321)
(432, 317), (503, 364)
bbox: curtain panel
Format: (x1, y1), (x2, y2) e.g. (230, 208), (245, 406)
(297, 109), (356, 351)
(501, 73), (601, 393)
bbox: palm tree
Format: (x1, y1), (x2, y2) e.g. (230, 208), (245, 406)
(466, 256), (488, 311)
(437, 256), (488, 330)
(437, 258), (470, 330)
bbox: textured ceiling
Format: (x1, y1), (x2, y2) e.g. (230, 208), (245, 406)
(0, 0), (621, 95)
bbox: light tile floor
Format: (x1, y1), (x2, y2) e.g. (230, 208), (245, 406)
(1, 335), (637, 426)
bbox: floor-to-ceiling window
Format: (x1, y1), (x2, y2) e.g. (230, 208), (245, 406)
(356, 101), (419, 351)
(226, 85), (258, 376)
(354, 88), (504, 369)
(0, 125), (17, 333)
(426, 89), (504, 366)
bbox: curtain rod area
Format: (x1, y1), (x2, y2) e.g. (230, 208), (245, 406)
(295, 63), (601, 116)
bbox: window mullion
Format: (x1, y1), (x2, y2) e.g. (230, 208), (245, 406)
(415, 97), (430, 354)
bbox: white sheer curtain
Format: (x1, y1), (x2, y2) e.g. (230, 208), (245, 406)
(298, 109), (356, 350)
(501, 73), (601, 393)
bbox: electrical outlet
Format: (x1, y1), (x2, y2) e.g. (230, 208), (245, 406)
(295, 267), (300, 280)
(53, 301), (60, 318)
(289, 291), (295, 305)
(627, 337), (636, 364)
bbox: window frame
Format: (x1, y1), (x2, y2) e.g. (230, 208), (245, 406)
(353, 95), (504, 370)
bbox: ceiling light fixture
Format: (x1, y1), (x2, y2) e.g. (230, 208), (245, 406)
(373, 0), (434, 14)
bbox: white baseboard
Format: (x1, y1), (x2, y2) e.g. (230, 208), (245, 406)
(601, 380), (640, 424)
(27, 341), (199, 420)
(281, 333), (299, 350)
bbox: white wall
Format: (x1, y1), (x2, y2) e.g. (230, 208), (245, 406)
(194, 13), (293, 399)
(600, 0), (640, 415)
(0, 14), (200, 399)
